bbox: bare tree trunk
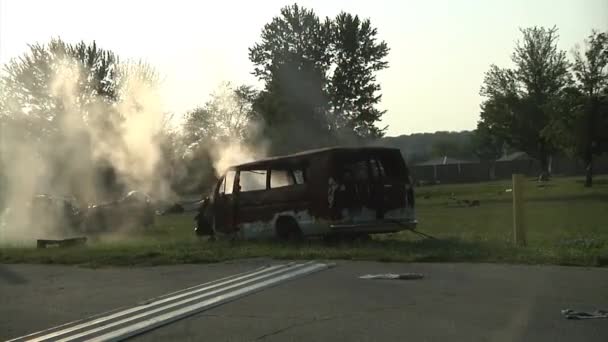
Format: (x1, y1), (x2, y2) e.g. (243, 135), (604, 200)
(538, 146), (550, 182)
(584, 147), (593, 188)
(584, 99), (597, 188)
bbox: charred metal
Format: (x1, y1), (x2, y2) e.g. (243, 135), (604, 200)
(25, 191), (155, 236)
(195, 147), (417, 240)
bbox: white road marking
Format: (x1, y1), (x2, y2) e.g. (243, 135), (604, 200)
(8, 262), (332, 342)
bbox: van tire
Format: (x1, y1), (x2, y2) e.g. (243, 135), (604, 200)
(276, 216), (302, 241)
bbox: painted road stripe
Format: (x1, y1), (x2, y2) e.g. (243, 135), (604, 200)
(9, 262), (332, 342)
(20, 263), (294, 342)
(92, 263), (330, 342)
(51, 263), (318, 342)
(8, 264), (282, 342)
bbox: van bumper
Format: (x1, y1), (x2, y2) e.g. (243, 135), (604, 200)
(329, 219), (418, 234)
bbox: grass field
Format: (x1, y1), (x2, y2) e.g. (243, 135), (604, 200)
(1, 176), (607, 267)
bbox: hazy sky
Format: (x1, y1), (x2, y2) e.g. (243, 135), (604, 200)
(0, 0), (607, 136)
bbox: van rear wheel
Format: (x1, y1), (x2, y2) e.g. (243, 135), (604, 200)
(276, 216), (302, 241)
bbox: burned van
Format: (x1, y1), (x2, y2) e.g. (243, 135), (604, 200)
(195, 147), (416, 239)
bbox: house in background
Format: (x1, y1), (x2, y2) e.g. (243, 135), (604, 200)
(412, 156), (483, 183)
(494, 152), (540, 179)
(410, 151), (608, 184)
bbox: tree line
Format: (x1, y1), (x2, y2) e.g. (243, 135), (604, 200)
(0, 3), (390, 196)
(183, 4), (390, 155)
(475, 27), (608, 187)
(1, 4), (606, 196)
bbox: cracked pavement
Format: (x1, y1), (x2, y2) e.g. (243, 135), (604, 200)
(1, 260), (607, 341)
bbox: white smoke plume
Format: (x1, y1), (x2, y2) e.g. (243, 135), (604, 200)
(182, 81), (269, 182)
(209, 122), (269, 177)
(0, 56), (171, 245)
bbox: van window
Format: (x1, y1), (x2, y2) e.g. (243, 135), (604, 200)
(370, 158), (386, 179)
(270, 170), (294, 188)
(219, 170), (236, 194)
(293, 169), (305, 184)
(239, 170), (267, 192)
(342, 160), (369, 182)
(377, 155), (405, 179)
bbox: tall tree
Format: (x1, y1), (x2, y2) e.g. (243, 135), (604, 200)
(329, 12), (389, 139)
(249, 4), (333, 153)
(478, 27), (570, 179)
(544, 30), (608, 186)
(183, 82), (257, 147)
(180, 82), (259, 191)
(471, 121), (506, 161)
(249, 4), (390, 152)
(1, 39), (119, 141)
(0, 38), (162, 201)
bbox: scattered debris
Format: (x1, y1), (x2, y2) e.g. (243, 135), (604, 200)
(561, 309), (608, 320)
(159, 203), (185, 215)
(83, 190), (155, 233)
(37, 237), (87, 249)
(360, 273), (424, 280)
(29, 194), (83, 233)
(416, 180), (441, 187)
(447, 194), (481, 207)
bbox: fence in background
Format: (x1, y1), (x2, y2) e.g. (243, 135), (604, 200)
(410, 155), (608, 184)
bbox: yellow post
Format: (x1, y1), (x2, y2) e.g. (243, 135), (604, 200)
(512, 174), (526, 246)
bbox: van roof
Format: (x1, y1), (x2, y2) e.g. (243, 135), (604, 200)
(230, 146), (402, 170)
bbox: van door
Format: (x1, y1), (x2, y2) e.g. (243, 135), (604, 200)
(232, 169), (269, 235)
(214, 170), (237, 233)
(334, 156), (374, 221)
(333, 151), (411, 221)
(369, 153), (408, 218)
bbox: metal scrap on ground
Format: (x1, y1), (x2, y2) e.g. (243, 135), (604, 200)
(561, 309), (608, 320)
(359, 273), (424, 280)
(36, 237), (87, 249)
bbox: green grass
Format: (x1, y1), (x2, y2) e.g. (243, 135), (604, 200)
(1, 176), (607, 267)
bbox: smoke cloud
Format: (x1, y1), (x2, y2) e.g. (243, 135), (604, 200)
(209, 121), (269, 177)
(0, 56), (170, 245)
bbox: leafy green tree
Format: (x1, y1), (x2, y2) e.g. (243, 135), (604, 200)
(182, 106), (215, 148)
(1, 39), (119, 140)
(249, 4), (390, 152)
(183, 82), (257, 147)
(479, 27), (571, 179)
(249, 4), (332, 84)
(0, 38), (162, 201)
(180, 83), (259, 192)
(429, 139), (462, 158)
(249, 4), (333, 153)
(329, 12), (389, 139)
(471, 122), (505, 161)
(544, 30), (608, 186)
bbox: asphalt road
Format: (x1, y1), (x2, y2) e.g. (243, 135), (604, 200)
(1, 260), (607, 342)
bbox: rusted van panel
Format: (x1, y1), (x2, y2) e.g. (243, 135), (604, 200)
(195, 147), (416, 239)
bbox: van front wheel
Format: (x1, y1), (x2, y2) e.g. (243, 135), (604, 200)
(275, 216), (302, 241)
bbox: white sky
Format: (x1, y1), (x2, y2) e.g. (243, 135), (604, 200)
(1, 0), (607, 136)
